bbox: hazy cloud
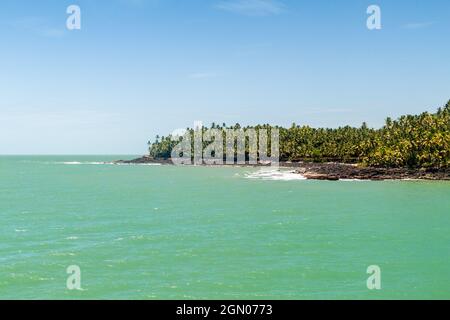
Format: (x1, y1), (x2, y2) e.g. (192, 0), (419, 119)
(402, 21), (435, 30)
(9, 17), (65, 38)
(215, 0), (285, 16)
(118, 0), (159, 7)
(188, 72), (219, 79)
(304, 108), (354, 115)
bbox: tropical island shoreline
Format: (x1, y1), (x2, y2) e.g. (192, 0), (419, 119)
(115, 156), (450, 181)
(117, 100), (450, 181)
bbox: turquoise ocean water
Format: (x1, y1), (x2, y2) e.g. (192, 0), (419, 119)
(0, 156), (449, 299)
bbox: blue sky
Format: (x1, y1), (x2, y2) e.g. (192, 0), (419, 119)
(0, 0), (449, 154)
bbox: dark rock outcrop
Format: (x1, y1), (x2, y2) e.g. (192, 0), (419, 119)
(114, 156), (172, 165)
(293, 162), (450, 181)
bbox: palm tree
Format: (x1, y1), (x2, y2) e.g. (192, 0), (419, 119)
(148, 100), (449, 168)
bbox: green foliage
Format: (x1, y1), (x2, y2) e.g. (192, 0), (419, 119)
(148, 101), (450, 168)
(361, 105), (450, 168)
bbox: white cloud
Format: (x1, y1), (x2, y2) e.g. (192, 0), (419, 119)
(215, 0), (285, 16)
(402, 22), (435, 30)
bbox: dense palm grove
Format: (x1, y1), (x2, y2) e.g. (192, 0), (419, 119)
(149, 100), (450, 168)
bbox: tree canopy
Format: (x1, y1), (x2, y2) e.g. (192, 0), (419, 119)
(148, 100), (450, 169)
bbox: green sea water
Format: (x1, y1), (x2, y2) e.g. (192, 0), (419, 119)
(0, 156), (449, 300)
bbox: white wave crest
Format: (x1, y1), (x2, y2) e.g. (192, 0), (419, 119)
(115, 163), (162, 166)
(57, 161), (107, 165)
(244, 169), (307, 181)
(56, 162), (161, 166)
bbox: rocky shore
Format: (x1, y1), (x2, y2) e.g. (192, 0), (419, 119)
(291, 162), (450, 181)
(116, 156), (450, 181)
(115, 156), (173, 165)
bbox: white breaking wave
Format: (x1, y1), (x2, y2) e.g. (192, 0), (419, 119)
(244, 169), (307, 181)
(114, 163), (162, 166)
(56, 161), (106, 165)
(61, 161), (86, 165)
(56, 162), (161, 166)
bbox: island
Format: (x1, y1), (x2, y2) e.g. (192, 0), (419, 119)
(117, 100), (450, 181)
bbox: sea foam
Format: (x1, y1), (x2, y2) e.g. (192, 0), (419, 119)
(56, 162), (161, 166)
(244, 169), (307, 181)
